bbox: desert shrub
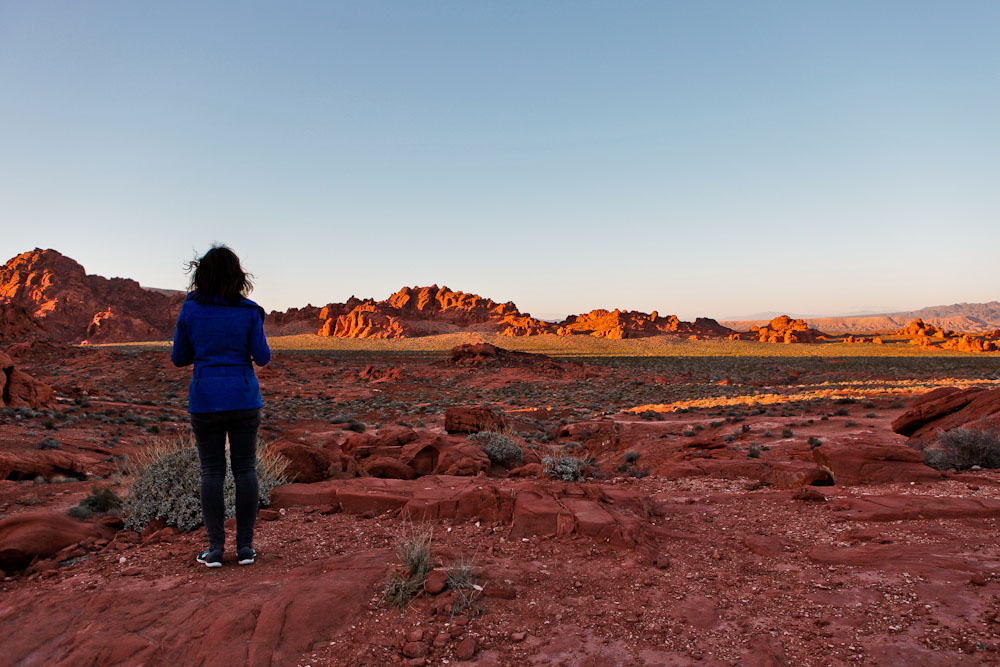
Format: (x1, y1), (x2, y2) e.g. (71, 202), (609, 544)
(122, 437), (288, 532)
(623, 450), (641, 464)
(781, 428), (793, 438)
(467, 431), (523, 467)
(923, 428), (1000, 471)
(833, 407), (850, 417)
(747, 443), (762, 459)
(382, 525), (433, 609)
(37, 437), (61, 450)
(68, 485), (122, 520)
(808, 436), (823, 449)
(446, 556), (483, 616)
(723, 434), (736, 443)
(542, 456), (587, 482)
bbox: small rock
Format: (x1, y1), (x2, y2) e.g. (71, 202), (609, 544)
(432, 631), (450, 648)
(970, 573), (988, 586)
(455, 637), (477, 660)
(654, 555), (671, 570)
(402, 641), (429, 659)
(452, 614), (470, 626)
(424, 568), (448, 595)
(792, 488), (827, 502)
(122, 566), (141, 576)
(405, 629), (424, 643)
(258, 509), (280, 521)
(511, 631), (527, 642)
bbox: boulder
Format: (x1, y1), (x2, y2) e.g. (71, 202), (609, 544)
(0, 511), (113, 570)
(444, 405), (505, 434)
(0, 349), (54, 409)
(812, 442), (942, 485)
(432, 441), (490, 476)
(272, 442), (332, 484)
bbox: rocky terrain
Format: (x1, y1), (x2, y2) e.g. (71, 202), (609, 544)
(0, 339), (999, 665)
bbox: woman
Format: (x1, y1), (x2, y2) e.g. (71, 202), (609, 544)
(171, 245), (271, 568)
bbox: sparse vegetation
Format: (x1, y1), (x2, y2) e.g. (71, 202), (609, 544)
(467, 431), (523, 467)
(923, 428), (1000, 471)
(542, 456), (587, 482)
(382, 525), (434, 609)
(68, 485), (122, 520)
(122, 436), (287, 532)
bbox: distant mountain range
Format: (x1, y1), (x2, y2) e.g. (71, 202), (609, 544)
(722, 302), (1000, 334)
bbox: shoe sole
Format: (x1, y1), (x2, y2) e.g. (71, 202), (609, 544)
(238, 558), (255, 566)
(196, 556), (223, 568)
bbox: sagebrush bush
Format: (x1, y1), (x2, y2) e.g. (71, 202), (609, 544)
(924, 427), (1000, 471)
(542, 456), (587, 482)
(467, 431), (523, 467)
(68, 485), (123, 520)
(122, 438), (287, 532)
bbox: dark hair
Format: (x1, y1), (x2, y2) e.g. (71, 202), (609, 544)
(185, 244), (253, 302)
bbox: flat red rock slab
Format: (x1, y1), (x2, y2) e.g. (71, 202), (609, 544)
(0, 550), (392, 666)
(839, 494), (1000, 521)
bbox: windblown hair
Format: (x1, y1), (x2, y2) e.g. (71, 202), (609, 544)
(185, 245), (253, 302)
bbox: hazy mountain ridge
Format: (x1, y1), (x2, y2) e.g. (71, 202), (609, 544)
(723, 302), (1000, 334)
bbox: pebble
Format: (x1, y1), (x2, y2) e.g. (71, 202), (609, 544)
(455, 637), (477, 660)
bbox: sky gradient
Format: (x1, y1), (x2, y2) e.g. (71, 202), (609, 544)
(1, 2), (998, 321)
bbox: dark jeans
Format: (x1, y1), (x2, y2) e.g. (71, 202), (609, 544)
(191, 408), (261, 551)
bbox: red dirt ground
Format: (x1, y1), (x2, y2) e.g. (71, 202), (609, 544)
(1, 344), (999, 666)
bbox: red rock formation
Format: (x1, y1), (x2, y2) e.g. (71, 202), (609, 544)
(556, 309), (731, 339)
(892, 387), (1000, 440)
(894, 319), (999, 353)
(448, 342), (567, 371)
(0, 511), (114, 570)
(0, 248), (183, 343)
(731, 315), (825, 344)
(0, 303), (48, 343)
(0, 348), (54, 409)
(811, 442), (942, 485)
(444, 405), (506, 434)
(314, 286), (553, 339)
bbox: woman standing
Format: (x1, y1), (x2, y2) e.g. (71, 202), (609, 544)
(171, 245), (271, 568)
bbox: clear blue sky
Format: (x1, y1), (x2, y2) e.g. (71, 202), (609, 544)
(1, 1), (997, 320)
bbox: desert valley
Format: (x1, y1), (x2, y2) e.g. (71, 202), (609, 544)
(1, 247), (1000, 666)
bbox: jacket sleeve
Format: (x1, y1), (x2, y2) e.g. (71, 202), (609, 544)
(250, 311), (271, 366)
(171, 308), (194, 367)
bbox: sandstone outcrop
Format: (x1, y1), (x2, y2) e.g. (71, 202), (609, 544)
(811, 442), (942, 485)
(270, 475), (658, 548)
(444, 405), (506, 434)
(730, 315), (825, 344)
(895, 319), (999, 353)
(0, 511), (114, 570)
(0, 248), (184, 343)
(556, 309), (732, 339)
(892, 387), (1000, 440)
(0, 348), (54, 408)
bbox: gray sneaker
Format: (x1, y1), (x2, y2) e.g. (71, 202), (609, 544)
(237, 546), (256, 566)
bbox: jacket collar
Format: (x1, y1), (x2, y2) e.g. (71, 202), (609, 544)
(187, 291), (266, 319)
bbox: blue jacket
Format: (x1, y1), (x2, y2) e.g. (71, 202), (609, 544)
(171, 293), (271, 413)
